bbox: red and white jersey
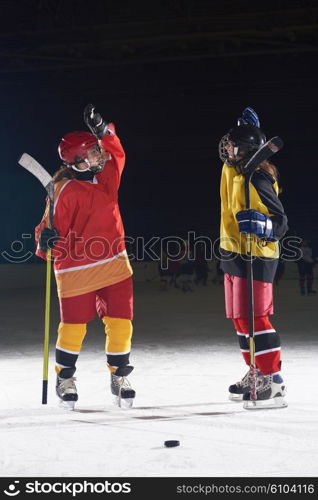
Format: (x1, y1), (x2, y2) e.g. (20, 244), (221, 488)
(35, 125), (132, 298)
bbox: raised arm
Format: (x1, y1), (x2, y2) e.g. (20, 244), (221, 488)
(84, 104), (126, 191)
(96, 124), (126, 191)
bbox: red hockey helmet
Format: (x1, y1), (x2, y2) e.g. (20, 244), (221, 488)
(58, 131), (98, 165)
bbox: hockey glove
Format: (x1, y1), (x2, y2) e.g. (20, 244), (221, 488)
(39, 227), (60, 251)
(84, 103), (109, 139)
(237, 107), (260, 128)
(236, 209), (273, 239)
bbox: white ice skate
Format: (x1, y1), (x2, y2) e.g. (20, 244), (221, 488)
(243, 373), (288, 410)
(56, 375), (78, 411)
(228, 369), (263, 401)
(111, 366), (135, 409)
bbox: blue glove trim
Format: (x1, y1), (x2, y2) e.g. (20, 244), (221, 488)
(237, 107), (260, 128)
(236, 209), (273, 239)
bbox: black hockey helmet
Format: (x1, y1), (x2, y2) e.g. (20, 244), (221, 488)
(219, 124), (266, 168)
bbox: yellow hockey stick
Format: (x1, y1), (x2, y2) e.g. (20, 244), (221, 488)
(18, 153), (54, 404)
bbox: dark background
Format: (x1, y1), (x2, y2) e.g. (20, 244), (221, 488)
(1, 0), (318, 262)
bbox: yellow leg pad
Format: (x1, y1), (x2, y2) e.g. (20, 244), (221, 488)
(56, 322), (87, 353)
(102, 316), (133, 355)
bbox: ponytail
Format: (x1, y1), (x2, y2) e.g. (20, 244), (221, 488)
(259, 160), (279, 182)
(53, 165), (77, 183)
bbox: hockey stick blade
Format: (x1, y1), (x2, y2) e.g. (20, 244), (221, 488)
(18, 153), (53, 191)
(243, 136), (283, 174)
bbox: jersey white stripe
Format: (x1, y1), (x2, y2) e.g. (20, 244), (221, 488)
(56, 346), (80, 355)
(54, 249), (127, 274)
(106, 349), (130, 356)
(237, 329), (276, 337)
(56, 362), (72, 369)
(255, 347), (281, 356)
(240, 347), (281, 355)
(254, 329), (276, 335)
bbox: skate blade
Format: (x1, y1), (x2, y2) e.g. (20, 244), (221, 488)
(112, 395), (134, 409)
(58, 399), (76, 411)
(243, 396), (288, 410)
(229, 393), (243, 402)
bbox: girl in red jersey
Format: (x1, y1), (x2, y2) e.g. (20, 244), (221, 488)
(35, 104), (135, 409)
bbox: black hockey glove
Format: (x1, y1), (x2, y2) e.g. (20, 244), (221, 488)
(84, 103), (109, 139)
(39, 227), (59, 251)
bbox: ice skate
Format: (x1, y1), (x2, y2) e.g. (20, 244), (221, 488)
(243, 373), (287, 410)
(111, 365), (135, 408)
(229, 369), (263, 401)
(56, 371), (78, 411)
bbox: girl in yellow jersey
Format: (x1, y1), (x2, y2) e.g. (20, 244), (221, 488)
(218, 107), (288, 408)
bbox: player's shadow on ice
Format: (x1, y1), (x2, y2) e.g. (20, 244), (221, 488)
(74, 401), (242, 419)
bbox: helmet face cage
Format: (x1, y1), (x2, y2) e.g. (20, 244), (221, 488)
(219, 125), (266, 168)
(72, 144), (104, 173)
(219, 133), (236, 166)
(58, 132), (105, 173)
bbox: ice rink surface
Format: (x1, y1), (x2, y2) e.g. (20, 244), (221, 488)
(0, 263), (317, 478)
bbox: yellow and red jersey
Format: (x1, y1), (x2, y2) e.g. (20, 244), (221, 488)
(219, 163), (288, 283)
(35, 126), (132, 298)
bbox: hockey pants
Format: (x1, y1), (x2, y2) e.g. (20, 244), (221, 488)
(56, 278), (133, 376)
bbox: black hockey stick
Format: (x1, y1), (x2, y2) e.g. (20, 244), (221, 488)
(18, 153), (54, 405)
(242, 137), (283, 406)
(241, 136), (283, 176)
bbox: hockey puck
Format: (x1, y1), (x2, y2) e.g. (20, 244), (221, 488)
(164, 440), (180, 448)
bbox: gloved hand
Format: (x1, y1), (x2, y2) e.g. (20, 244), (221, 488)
(84, 103), (108, 139)
(236, 209), (273, 239)
(39, 227), (60, 251)
(237, 107), (260, 128)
